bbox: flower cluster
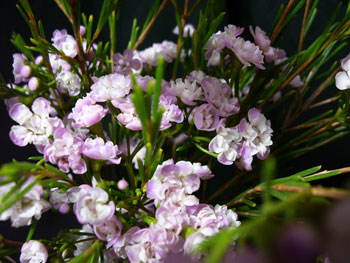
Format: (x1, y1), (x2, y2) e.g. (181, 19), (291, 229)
(204, 24), (265, 69)
(209, 108), (273, 170)
(103, 160), (239, 262)
(0, 178), (51, 228)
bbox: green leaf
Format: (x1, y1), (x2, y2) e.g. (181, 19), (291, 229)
(96, 0), (119, 33)
(11, 33), (35, 61)
(260, 157), (277, 204)
(194, 143), (218, 158)
(153, 57), (164, 122)
(141, 0), (162, 33)
(127, 18), (139, 49)
(304, 170), (342, 182)
(291, 165), (322, 177)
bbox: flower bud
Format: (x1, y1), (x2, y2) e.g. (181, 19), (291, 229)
(80, 25), (86, 36)
(35, 56), (43, 65)
(28, 77), (39, 91)
(59, 203), (70, 214)
(118, 179), (128, 190)
(20, 65), (31, 78)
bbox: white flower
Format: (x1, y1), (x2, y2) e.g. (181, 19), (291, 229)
(74, 187), (115, 225)
(0, 180), (51, 228)
(56, 71), (81, 96)
(165, 78), (204, 105)
(9, 98), (63, 149)
(335, 71), (350, 90)
(20, 240), (48, 263)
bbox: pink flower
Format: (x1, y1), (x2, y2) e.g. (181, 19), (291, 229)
(113, 49), (142, 74)
(190, 103), (220, 131)
(44, 128), (86, 174)
(9, 98), (63, 148)
(82, 137), (121, 164)
(164, 78), (204, 106)
(231, 37), (265, 69)
(12, 53), (28, 84)
(89, 73), (132, 103)
(201, 77), (240, 117)
(68, 96), (107, 128)
(93, 215), (122, 245)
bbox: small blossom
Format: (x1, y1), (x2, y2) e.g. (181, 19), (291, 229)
(249, 26), (271, 53)
(113, 49), (142, 74)
(82, 137), (121, 164)
(114, 97), (142, 130)
(44, 128), (86, 174)
(231, 37), (265, 69)
(173, 24), (195, 37)
(49, 53), (71, 73)
(189, 103), (220, 131)
(93, 215), (122, 244)
(335, 55), (350, 90)
(20, 240), (48, 263)
(56, 71), (81, 96)
(13, 53), (28, 84)
(21, 65), (31, 78)
(139, 40), (184, 67)
(0, 179), (51, 228)
(49, 188), (69, 211)
(164, 78), (204, 105)
(68, 96), (107, 128)
(335, 71), (350, 90)
(201, 77), (240, 117)
(209, 124), (242, 165)
(159, 94), (184, 129)
(74, 186), (115, 225)
(118, 179), (128, 190)
(89, 73), (132, 103)
(9, 98), (62, 148)
(28, 77), (39, 91)
(52, 29), (78, 58)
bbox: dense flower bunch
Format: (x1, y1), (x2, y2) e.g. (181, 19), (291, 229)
(2, 23), (248, 262)
(1, 1), (350, 262)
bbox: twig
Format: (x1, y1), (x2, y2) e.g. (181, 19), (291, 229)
(23, 0), (52, 73)
(68, 0), (86, 75)
(132, 0), (168, 50)
(271, 0), (296, 44)
(281, 67), (339, 131)
(187, 0), (202, 17)
(0, 236), (23, 247)
(4, 257), (17, 263)
(309, 96), (338, 109)
(298, 0), (311, 52)
(303, 67), (340, 110)
(283, 118), (333, 133)
(228, 183), (350, 207)
(54, 0), (73, 24)
(236, 211), (260, 217)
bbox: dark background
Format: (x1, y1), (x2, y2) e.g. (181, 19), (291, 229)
(0, 0), (349, 247)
